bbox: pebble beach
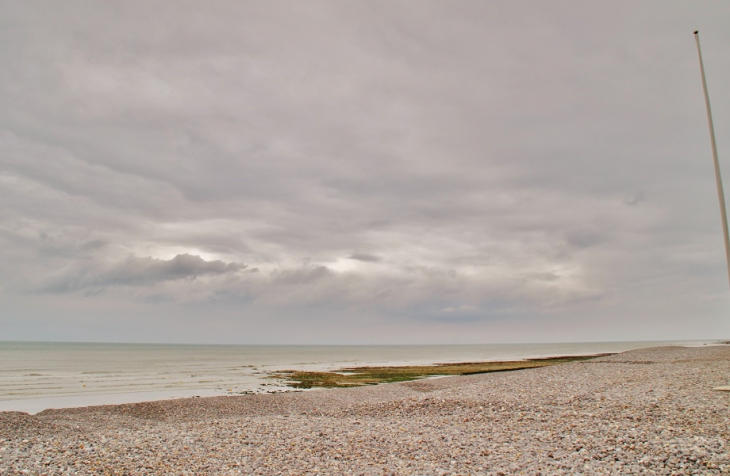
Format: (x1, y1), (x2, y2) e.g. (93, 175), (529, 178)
(1, 345), (729, 475)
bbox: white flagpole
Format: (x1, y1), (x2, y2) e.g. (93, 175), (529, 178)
(694, 30), (730, 289)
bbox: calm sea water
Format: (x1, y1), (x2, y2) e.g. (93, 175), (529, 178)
(0, 340), (710, 414)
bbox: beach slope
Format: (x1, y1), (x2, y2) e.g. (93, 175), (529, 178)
(2, 345), (729, 474)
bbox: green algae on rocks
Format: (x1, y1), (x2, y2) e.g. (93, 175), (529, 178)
(269, 355), (610, 389)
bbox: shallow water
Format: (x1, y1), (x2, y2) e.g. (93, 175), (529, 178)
(0, 340), (710, 413)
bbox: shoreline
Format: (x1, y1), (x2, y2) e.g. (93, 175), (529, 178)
(1, 353), (610, 415)
(2, 345), (729, 474)
(269, 353), (611, 389)
(5, 340), (709, 415)
(1, 340), (724, 415)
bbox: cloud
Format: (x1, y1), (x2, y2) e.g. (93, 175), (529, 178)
(440, 304), (478, 313)
(0, 1), (729, 343)
(40, 254), (245, 294)
(348, 253), (382, 263)
(624, 192), (647, 207)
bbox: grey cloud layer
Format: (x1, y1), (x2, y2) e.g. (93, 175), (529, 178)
(40, 254), (245, 293)
(1, 1), (729, 343)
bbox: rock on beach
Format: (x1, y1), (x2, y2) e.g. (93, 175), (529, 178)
(1, 345), (729, 475)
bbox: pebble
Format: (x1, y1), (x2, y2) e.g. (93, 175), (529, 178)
(1, 345), (729, 474)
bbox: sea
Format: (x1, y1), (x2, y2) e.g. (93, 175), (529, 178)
(0, 340), (714, 414)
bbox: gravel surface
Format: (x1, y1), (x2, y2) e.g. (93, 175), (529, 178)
(1, 345), (729, 475)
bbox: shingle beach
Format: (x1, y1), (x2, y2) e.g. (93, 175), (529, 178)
(2, 345), (729, 475)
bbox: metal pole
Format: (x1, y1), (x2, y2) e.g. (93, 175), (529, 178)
(694, 30), (730, 289)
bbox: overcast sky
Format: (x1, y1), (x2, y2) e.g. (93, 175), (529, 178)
(1, 1), (729, 344)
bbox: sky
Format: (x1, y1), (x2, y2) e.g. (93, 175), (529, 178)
(1, 1), (730, 345)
